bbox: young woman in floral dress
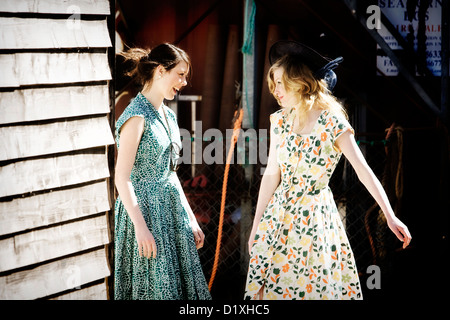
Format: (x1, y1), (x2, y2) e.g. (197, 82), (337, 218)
(245, 41), (411, 300)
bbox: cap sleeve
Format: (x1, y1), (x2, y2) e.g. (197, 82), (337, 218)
(269, 109), (284, 140)
(115, 96), (147, 146)
(326, 111), (354, 152)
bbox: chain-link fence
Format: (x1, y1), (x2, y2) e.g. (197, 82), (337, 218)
(177, 114), (402, 299)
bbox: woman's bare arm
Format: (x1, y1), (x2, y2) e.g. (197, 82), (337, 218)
(115, 117), (157, 258)
(336, 131), (412, 249)
(248, 121), (281, 253)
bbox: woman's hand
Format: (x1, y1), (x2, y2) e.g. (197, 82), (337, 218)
(387, 216), (412, 249)
(134, 222), (157, 259)
(191, 221), (205, 249)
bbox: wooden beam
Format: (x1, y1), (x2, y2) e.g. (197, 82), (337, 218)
(0, 149), (110, 197)
(0, 180), (111, 236)
(0, 52), (111, 88)
(0, 116), (114, 161)
(0, 248), (110, 299)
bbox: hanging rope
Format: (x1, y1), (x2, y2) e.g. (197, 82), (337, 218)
(365, 123), (405, 264)
(208, 107), (244, 291)
(383, 123), (405, 202)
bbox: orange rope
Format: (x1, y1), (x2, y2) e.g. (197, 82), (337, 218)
(208, 108), (243, 291)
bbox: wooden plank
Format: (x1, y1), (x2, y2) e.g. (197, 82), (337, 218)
(0, 84), (110, 124)
(0, 150), (110, 198)
(0, 0), (110, 15)
(0, 180), (111, 236)
(0, 52), (111, 88)
(0, 54), (18, 87)
(50, 282), (108, 300)
(0, 248), (110, 299)
(0, 214), (110, 272)
(0, 18), (111, 50)
(0, 116), (114, 161)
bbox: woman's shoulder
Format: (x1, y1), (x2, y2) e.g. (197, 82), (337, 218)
(322, 108), (354, 139)
(269, 108), (286, 124)
(270, 108), (285, 117)
(322, 107), (349, 125)
(116, 93), (148, 132)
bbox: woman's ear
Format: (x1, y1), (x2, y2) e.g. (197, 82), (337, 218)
(155, 65), (166, 79)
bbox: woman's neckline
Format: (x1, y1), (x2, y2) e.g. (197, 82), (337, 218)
(138, 92), (166, 114)
(288, 108), (327, 137)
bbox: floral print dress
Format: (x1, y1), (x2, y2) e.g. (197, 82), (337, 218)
(245, 107), (362, 300)
(114, 93), (211, 300)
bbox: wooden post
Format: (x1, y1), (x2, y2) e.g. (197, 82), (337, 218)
(240, 0), (256, 276)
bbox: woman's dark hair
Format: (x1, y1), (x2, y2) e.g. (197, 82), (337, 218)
(119, 43), (191, 87)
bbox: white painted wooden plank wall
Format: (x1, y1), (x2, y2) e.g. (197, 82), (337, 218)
(0, 248), (111, 299)
(0, 0), (114, 300)
(0, 0), (110, 15)
(0, 116), (114, 160)
(0, 85), (110, 124)
(0, 180), (110, 236)
(0, 18), (111, 49)
(0, 52), (111, 88)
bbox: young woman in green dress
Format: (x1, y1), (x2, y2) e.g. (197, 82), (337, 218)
(114, 43), (211, 300)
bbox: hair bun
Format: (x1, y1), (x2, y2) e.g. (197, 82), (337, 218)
(118, 43), (191, 88)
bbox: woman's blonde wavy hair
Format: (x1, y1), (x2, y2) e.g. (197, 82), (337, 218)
(267, 55), (348, 129)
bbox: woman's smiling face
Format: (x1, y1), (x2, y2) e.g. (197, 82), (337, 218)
(158, 61), (189, 101)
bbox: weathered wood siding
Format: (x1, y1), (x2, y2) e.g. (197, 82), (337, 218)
(0, 0), (114, 300)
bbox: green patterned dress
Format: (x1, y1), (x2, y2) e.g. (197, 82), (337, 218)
(245, 107), (362, 300)
(114, 93), (211, 300)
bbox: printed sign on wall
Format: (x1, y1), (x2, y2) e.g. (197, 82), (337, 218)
(377, 0), (442, 76)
